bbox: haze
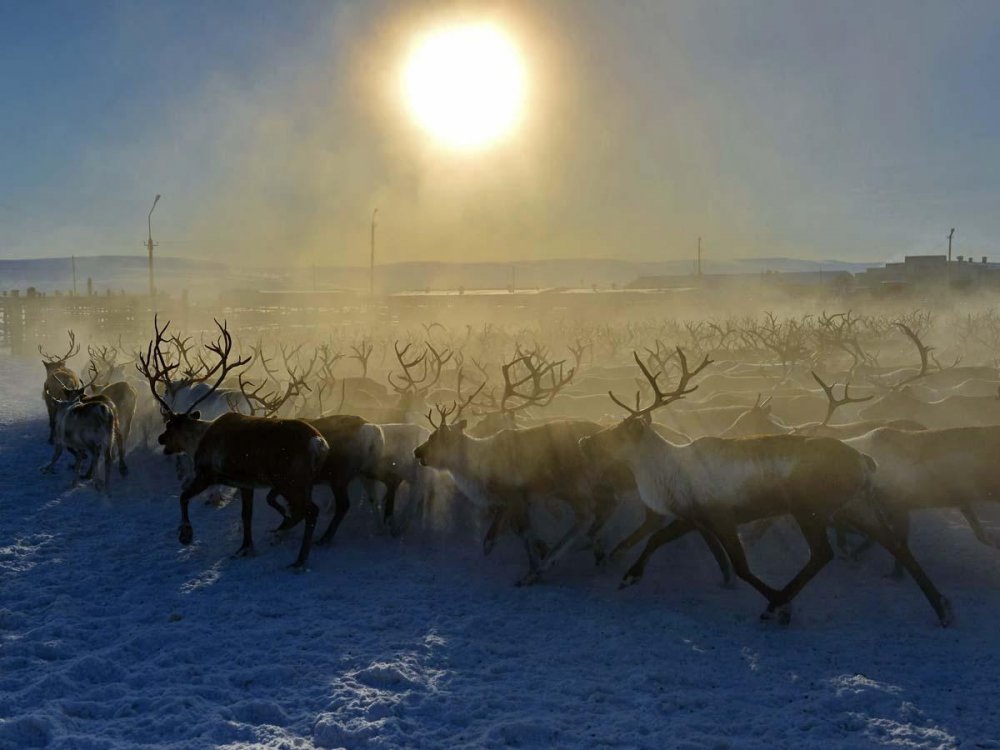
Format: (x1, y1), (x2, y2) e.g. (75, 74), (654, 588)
(2, 0), (999, 268)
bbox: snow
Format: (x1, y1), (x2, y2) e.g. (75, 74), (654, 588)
(2, 353), (999, 749)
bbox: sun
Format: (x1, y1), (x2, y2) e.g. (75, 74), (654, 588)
(403, 23), (526, 151)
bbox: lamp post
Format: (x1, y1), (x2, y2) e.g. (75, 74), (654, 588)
(947, 228), (955, 293)
(147, 194), (161, 306)
(369, 208), (378, 298)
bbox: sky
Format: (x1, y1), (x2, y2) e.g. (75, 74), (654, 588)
(1, 0), (999, 267)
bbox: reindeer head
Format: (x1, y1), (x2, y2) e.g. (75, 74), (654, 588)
(138, 316), (250, 452)
(580, 411), (654, 463)
(157, 411), (202, 455)
(413, 400), (477, 468)
(39, 331), (80, 373)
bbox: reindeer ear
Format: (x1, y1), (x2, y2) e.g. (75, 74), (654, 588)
(455, 419), (468, 431)
(190, 410), (201, 420)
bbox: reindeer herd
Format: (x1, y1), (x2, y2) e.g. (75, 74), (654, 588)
(34, 307), (1000, 627)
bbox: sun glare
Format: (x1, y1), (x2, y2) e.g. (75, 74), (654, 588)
(403, 23), (526, 151)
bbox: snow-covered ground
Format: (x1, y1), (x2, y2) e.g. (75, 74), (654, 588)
(2, 354), (999, 750)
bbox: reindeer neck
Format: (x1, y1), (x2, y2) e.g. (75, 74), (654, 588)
(448, 433), (496, 482)
(180, 419), (213, 455)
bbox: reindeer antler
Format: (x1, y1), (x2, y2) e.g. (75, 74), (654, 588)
(811, 372), (873, 426)
(891, 322), (933, 390)
(610, 348), (712, 417)
(39, 330), (80, 364)
(183, 320), (251, 415)
(136, 315), (179, 414)
(499, 349), (575, 415)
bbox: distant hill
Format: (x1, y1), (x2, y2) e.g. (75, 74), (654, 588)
(0, 254), (883, 299)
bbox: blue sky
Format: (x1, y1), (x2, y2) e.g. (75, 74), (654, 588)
(1, 0), (998, 265)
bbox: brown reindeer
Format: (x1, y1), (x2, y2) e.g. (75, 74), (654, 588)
(139, 318), (330, 568)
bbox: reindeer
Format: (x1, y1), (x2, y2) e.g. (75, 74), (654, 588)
(139, 318), (330, 568)
(413, 394), (650, 586)
(579, 348), (952, 626)
(85, 353), (137, 470)
(241, 375), (386, 547)
(39, 331), (82, 443)
(844, 426), (1000, 577)
(721, 376), (922, 440)
(40, 380), (118, 495)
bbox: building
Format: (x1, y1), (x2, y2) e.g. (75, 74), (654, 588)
(857, 255), (1000, 292)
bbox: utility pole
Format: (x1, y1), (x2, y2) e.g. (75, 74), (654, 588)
(147, 194), (161, 306)
(369, 208), (378, 298)
(947, 227), (956, 292)
(71, 256), (77, 296)
(697, 236), (703, 278)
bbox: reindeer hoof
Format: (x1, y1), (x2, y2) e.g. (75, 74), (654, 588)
(288, 560), (309, 572)
(938, 597), (954, 628)
(232, 545), (255, 559)
(760, 604), (792, 625)
(119, 464), (129, 477)
(516, 571), (540, 587)
(619, 569), (642, 590)
(178, 524), (194, 545)
(482, 539), (496, 557)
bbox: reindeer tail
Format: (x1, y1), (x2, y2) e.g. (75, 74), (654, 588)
(308, 436), (330, 473)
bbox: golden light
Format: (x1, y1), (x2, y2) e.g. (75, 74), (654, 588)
(403, 23), (526, 151)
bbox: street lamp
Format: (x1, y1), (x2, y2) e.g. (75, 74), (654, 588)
(370, 208), (378, 298)
(147, 194), (161, 305)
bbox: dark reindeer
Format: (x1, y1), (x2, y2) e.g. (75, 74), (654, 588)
(138, 318), (329, 568)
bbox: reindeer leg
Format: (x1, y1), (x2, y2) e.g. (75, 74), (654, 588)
(619, 517), (697, 588)
(178, 472), (213, 545)
(607, 507), (666, 563)
(317, 484), (350, 546)
(82, 447), (96, 480)
(960, 504), (1000, 550)
(703, 520), (783, 614)
(518, 501), (591, 586)
(232, 488), (256, 557)
(505, 500), (546, 583)
(115, 425), (128, 477)
(762, 515), (835, 624)
(482, 504), (509, 556)
(266, 488), (298, 531)
(381, 474), (401, 531)
(41, 444), (64, 474)
(101, 443), (112, 496)
(585, 492), (618, 566)
(700, 529), (733, 586)
(289, 490), (318, 570)
(846, 513), (952, 626)
(883, 510), (909, 579)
